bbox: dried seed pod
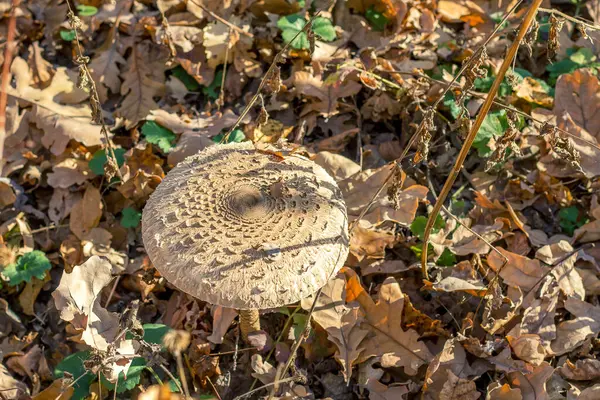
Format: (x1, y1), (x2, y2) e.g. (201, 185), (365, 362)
(548, 14), (565, 61)
(549, 130), (582, 173)
(523, 19), (539, 57)
(257, 104), (269, 126)
(307, 28), (316, 55)
(413, 109), (436, 164)
(577, 23), (590, 42)
(265, 66), (282, 94)
(539, 122), (557, 137)
(486, 111), (521, 171)
(458, 48), (488, 104)
(387, 165), (405, 210)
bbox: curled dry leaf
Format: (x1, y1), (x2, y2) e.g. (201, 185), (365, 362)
(51, 256), (119, 351)
(536, 241), (584, 300)
(46, 159), (93, 189)
(507, 334), (546, 366)
(439, 370), (480, 400)
(486, 382), (523, 400)
(69, 186), (103, 240)
(579, 384), (600, 400)
(506, 362), (554, 400)
(558, 358), (600, 381)
(349, 225), (398, 263)
(313, 151), (361, 182)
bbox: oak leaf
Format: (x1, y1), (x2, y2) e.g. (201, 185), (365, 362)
(487, 248), (549, 291)
(551, 297), (600, 355)
(558, 358), (600, 381)
(69, 186), (103, 240)
(554, 69), (600, 138)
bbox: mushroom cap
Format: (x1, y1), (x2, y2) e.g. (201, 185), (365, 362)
(142, 142), (349, 309)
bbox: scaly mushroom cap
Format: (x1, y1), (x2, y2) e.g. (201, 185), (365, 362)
(142, 142), (349, 309)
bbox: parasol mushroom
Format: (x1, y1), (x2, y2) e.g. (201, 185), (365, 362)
(142, 142), (349, 341)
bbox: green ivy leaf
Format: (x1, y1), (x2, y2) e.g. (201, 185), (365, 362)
(277, 14), (310, 50)
(89, 148), (126, 176)
(101, 358), (146, 393)
(202, 69), (223, 99)
(76, 5), (98, 16)
(55, 351), (95, 400)
(312, 17), (336, 41)
(558, 206), (586, 236)
(410, 215), (445, 241)
(2, 250), (52, 286)
(442, 92), (462, 120)
(171, 66), (200, 91)
(60, 29), (77, 41)
(142, 323), (171, 345)
(121, 207), (142, 228)
(473, 110), (508, 157)
(212, 129), (245, 144)
(436, 248), (457, 266)
(365, 7), (389, 31)
(141, 121), (177, 152)
(546, 48), (600, 82)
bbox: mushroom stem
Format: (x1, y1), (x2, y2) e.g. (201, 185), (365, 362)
(239, 309), (260, 341)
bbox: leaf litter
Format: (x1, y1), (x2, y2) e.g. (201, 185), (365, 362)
(2, 0), (600, 399)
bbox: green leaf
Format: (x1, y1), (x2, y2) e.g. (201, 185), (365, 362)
(410, 215), (445, 241)
(76, 4), (98, 16)
(312, 17), (336, 41)
(558, 206), (586, 236)
(121, 207), (142, 228)
(55, 351), (95, 400)
(171, 66), (200, 91)
(436, 248), (457, 266)
(60, 29), (77, 41)
(2, 250), (52, 286)
(89, 148), (126, 176)
(202, 69), (223, 99)
(141, 121), (177, 152)
(365, 7), (389, 31)
(212, 128), (245, 143)
(473, 110), (508, 157)
(442, 92), (462, 120)
(101, 358), (146, 393)
(277, 14), (309, 50)
(142, 323), (171, 345)
(546, 48), (600, 82)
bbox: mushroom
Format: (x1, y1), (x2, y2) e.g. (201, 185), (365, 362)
(142, 142), (349, 341)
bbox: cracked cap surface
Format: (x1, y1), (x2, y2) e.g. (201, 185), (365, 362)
(142, 142), (349, 309)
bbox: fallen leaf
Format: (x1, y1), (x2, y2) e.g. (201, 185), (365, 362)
(487, 248), (549, 291)
(439, 370), (480, 400)
(32, 378), (73, 399)
(506, 362), (554, 400)
(293, 71), (362, 117)
(0, 364), (29, 399)
(551, 297), (600, 356)
(579, 384), (600, 400)
(554, 69), (600, 138)
(558, 358), (600, 381)
(349, 226), (398, 263)
(355, 276), (434, 375)
(52, 256), (119, 351)
(69, 186), (103, 240)
(486, 382), (523, 400)
(536, 241), (584, 300)
(507, 334), (546, 366)
(514, 77), (553, 108)
(88, 30), (126, 102)
(423, 276), (487, 297)
(313, 151), (361, 182)
(47, 159), (93, 189)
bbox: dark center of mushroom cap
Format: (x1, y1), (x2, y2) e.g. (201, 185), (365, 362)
(225, 185), (271, 219)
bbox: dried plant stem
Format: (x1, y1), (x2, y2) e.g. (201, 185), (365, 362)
(234, 376), (299, 400)
(348, 0), (522, 235)
(538, 7), (600, 31)
(158, 364), (185, 394)
(0, 0), (20, 176)
(217, 28), (232, 111)
(239, 309), (260, 341)
(64, 0), (123, 182)
(187, 0), (254, 38)
(174, 352), (191, 399)
(421, 0), (544, 280)
(219, 7), (328, 143)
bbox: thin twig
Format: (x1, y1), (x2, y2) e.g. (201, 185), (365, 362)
(0, 0), (20, 176)
(64, 0), (123, 182)
(421, 0), (544, 280)
(233, 376), (299, 400)
(206, 376), (222, 400)
(217, 27), (232, 111)
(159, 364), (185, 395)
(538, 7), (600, 31)
(187, 0), (254, 38)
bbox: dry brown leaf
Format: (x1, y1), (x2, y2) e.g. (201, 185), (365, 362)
(0, 180), (16, 208)
(51, 256), (119, 351)
(487, 248), (549, 291)
(18, 274), (51, 316)
(293, 71), (362, 117)
(519, 286), (558, 342)
(117, 42), (167, 128)
(486, 382), (523, 400)
(514, 77), (553, 108)
(301, 272), (369, 380)
(558, 358), (600, 381)
(47, 159), (93, 189)
(69, 186), (103, 240)
(551, 297), (600, 356)
(349, 226), (398, 262)
(355, 276), (433, 375)
(0, 364), (29, 399)
(507, 335), (546, 366)
(439, 370), (480, 400)
(424, 338), (482, 395)
(313, 151), (361, 182)
(423, 276), (487, 297)
(32, 378), (73, 400)
(554, 69), (600, 138)
(535, 241), (584, 300)
(579, 384), (600, 400)
(449, 218), (504, 256)
(506, 362), (554, 400)
(88, 32), (126, 102)
(9, 58), (106, 155)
